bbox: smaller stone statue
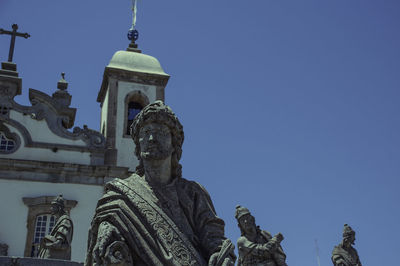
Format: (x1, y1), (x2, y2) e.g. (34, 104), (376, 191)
(235, 205), (287, 266)
(331, 224), (362, 266)
(38, 195), (73, 260)
(0, 243), (8, 256)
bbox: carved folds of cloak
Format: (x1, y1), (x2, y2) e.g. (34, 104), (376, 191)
(86, 174), (227, 266)
(38, 214), (73, 260)
(332, 244), (362, 266)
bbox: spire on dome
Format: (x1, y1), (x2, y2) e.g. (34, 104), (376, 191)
(127, 0), (141, 53)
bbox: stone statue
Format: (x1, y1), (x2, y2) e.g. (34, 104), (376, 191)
(0, 243), (8, 256)
(86, 101), (235, 266)
(38, 195), (74, 260)
(331, 224), (362, 266)
(235, 206), (287, 266)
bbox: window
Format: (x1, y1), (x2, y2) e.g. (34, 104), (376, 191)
(0, 132), (15, 151)
(123, 91), (149, 137)
(126, 101), (143, 135)
(30, 214), (56, 257)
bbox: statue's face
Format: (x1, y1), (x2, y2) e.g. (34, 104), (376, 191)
(344, 233), (355, 245)
(50, 204), (58, 215)
(139, 122), (173, 160)
(349, 233), (355, 245)
(239, 214), (256, 235)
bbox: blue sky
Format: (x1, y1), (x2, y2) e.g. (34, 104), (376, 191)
(1, 1), (399, 265)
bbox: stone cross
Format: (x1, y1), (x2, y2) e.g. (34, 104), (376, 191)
(0, 24), (30, 62)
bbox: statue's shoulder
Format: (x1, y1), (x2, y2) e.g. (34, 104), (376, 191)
(237, 236), (249, 247)
(332, 244), (345, 256)
(56, 214), (73, 227)
(177, 178), (212, 197)
(105, 174), (141, 190)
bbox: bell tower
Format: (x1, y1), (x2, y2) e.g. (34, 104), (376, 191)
(97, 2), (170, 170)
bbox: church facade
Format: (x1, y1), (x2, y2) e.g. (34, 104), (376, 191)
(0, 38), (169, 261)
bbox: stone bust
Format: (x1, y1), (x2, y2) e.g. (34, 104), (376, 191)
(86, 101), (235, 266)
(38, 195), (73, 260)
(235, 205), (287, 266)
(331, 224), (362, 266)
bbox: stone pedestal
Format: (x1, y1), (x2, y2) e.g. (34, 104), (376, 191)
(0, 256), (83, 266)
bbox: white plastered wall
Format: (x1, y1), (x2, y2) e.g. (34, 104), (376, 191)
(0, 123), (92, 164)
(115, 81), (156, 171)
(10, 111), (86, 146)
(100, 88), (109, 137)
(0, 179), (103, 262)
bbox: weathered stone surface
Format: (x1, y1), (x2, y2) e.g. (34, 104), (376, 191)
(0, 257), (83, 266)
(38, 195), (73, 261)
(235, 205), (287, 266)
(331, 224), (362, 266)
(86, 101), (235, 266)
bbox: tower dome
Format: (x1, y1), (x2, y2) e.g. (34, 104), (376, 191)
(107, 50), (168, 76)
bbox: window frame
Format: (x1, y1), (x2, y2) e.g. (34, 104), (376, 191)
(0, 122), (20, 154)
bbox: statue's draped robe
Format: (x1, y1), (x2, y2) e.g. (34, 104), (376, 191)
(237, 230), (287, 266)
(332, 243), (362, 266)
(38, 214), (73, 260)
(86, 174), (227, 266)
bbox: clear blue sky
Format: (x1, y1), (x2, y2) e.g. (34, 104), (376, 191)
(1, 1), (399, 265)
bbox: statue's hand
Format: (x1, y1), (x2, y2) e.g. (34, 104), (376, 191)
(208, 239), (236, 266)
(45, 239), (62, 249)
(208, 252), (235, 266)
(208, 252), (218, 266)
(92, 221), (121, 265)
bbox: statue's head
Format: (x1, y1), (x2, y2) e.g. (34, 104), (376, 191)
(131, 101), (184, 178)
(51, 194), (65, 215)
(342, 224), (356, 245)
(235, 205), (257, 236)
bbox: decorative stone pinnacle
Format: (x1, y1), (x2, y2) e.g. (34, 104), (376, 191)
(57, 72), (68, 91)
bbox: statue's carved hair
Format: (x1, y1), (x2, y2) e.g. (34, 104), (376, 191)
(130, 101), (184, 178)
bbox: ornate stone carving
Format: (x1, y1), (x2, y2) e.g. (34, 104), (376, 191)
(331, 224), (362, 266)
(86, 101), (235, 266)
(0, 86), (106, 153)
(0, 82), (19, 103)
(72, 125), (105, 149)
(235, 206), (287, 266)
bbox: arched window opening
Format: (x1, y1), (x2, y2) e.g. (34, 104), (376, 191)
(126, 101), (143, 135)
(30, 214), (56, 257)
(0, 131), (15, 151)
